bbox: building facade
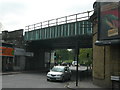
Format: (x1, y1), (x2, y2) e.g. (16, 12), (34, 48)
(90, 2), (120, 88)
(0, 43), (14, 72)
(1, 29), (26, 72)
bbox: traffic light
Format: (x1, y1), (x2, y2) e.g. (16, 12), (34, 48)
(87, 53), (89, 58)
(54, 52), (56, 60)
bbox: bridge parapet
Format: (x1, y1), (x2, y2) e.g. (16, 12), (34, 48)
(24, 10), (93, 41)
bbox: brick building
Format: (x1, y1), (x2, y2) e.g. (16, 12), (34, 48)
(90, 2), (120, 88)
(1, 29), (26, 71)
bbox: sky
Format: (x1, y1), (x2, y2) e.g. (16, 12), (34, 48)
(0, 0), (96, 31)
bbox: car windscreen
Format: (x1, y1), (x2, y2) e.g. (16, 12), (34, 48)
(51, 67), (64, 72)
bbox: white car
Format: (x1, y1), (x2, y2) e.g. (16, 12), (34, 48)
(47, 66), (71, 82)
(72, 61), (77, 66)
(72, 61), (80, 66)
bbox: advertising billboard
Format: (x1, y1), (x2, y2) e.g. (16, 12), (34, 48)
(98, 2), (120, 41)
(0, 47), (14, 57)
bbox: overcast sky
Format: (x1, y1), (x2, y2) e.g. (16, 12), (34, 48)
(0, 0), (96, 31)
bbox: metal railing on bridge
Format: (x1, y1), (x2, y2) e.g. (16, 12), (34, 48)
(25, 10), (93, 41)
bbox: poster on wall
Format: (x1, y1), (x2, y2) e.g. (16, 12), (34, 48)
(98, 2), (120, 40)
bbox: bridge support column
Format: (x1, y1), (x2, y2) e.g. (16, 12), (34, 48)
(25, 45), (47, 71)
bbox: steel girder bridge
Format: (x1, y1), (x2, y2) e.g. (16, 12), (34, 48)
(24, 10), (93, 49)
(24, 10), (94, 86)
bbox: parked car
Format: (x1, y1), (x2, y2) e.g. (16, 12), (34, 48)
(72, 61), (80, 66)
(72, 61), (77, 66)
(47, 66), (71, 82)
(61, 62), (68, 66)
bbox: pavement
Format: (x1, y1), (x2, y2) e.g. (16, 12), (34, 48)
(65, 79), (101, 89)
(1, 71), (102, 89)
(1, 70), (48, 75)
(1, 71), (22, 75)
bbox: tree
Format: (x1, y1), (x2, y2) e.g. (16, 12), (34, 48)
(55, 48), (93, 66)
(79, 48), (92, 65)
(55, 49), (74, 62)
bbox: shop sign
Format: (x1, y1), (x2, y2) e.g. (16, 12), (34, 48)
(14, 48), (25, 56)
(0, 47), (14, 56)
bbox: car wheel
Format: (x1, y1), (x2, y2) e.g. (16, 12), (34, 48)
(62, 76), (65, 82)
(68, 75), (71, 80)
(47, 79), (50, 81)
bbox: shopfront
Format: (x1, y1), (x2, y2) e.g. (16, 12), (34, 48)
(14, 48), (26, 71)
(0, 43), (14, 72)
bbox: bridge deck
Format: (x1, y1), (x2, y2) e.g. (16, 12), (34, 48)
(24, 11), (93, 48)
(25, 20), (92, 41)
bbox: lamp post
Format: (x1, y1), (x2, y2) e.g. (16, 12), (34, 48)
(75, 42), (79, 86)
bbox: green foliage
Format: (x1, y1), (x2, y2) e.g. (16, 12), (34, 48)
(63, 60), (73, 63)
(55, 48), (93, 66)
(55, 49), (74, 61)
(79, 48), (92, 65)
